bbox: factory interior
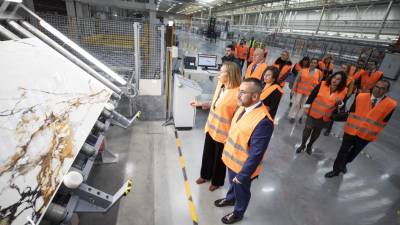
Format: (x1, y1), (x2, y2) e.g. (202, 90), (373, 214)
(0, 0), (400, 225)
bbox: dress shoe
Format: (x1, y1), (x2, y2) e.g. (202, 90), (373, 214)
(298, 118), (302, 124)
(209, 185), (220, 191)
(296, 145), (305, 154)
(214, 198), (235, 207)
(289, 118), (295, 124)
(221, 212), (243, 224)
(305, 145), (312, 155)
(342, 167), (347, 174)
(195, 177), (207, 184)
(323, 129), (331, 136)
(325, 170), (340, 178)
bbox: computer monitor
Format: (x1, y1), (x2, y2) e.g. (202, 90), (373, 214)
(198, 54), (217, 69)
(184, 56), (197, 69)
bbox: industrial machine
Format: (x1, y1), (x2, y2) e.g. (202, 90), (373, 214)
(380, 52), (400, 80)
(173, 74), (202, 129)
(0, 1), (139, 225)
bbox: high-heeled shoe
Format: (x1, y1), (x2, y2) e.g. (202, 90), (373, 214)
(306, 145), (312, 155)
(296, 145), (305, 153)
(196, 177), (207, 184)
(209, 185), (220, 191)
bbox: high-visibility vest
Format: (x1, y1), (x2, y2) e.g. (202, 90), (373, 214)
(318, 61), (334, 72)
(318, 61), (334, 79)
(294, 63), (302, 73)
(245, 62), (268, 80)
(308, 81), (347, 122)
(221, 104), (273, 178)
(344, 93), (397, 142)
(346, 75), (355, 97)
(349, 66), (365, 80)
(260, 84), (284, 100)
(235, 44), (248, 60)
(272, 60), (292, 87)
(294, 68), (322, 96)
(205, 84), (240, 143)
(247, 47), (255, 63)
(359, 70), (383, 91)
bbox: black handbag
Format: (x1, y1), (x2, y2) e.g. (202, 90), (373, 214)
(331, 107), (348, 122)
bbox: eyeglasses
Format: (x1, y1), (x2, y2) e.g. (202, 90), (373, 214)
(374, 85), (387, 91)
(239, 90), (255, 95)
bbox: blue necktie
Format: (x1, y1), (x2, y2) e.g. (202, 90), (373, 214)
(236, 109), (246, 122)
(251, 64), (257, 74)
(372, 98), (378, 108)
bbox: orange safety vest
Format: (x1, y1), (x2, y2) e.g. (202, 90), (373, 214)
(294, 63), (302, 73)
(318, 61), (334, 72)
(360, 70), (384, 91)
(221, 104), (273, 178)
(349, 66), (365, 80)
(272, 61), (292, 87)
(294, 68), (322, 96)
(205, 84), (240, 143)
(308, 81), (347, 122)
(235, 44), (248, 60)
(247, 47), (255, 63)
(245, 62), (268, 80)
(260, 84), (284, 100)
(318, 61), (334, 79)
(344, 93), (397, 142)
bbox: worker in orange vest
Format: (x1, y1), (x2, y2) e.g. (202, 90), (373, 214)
(190, 62), (242, 191)
(288, 58), (322, 124)
(325, 80), (397, 177)
(235, 39), (248, 69)
(323, 63), (355, 136)
(244, 48), (268, 80)
(260, 66), (284, 119)
(272, 50), (293, 86)
(288, 56), (311, 107)
(356, 60), (384, 93)
(215, 78), (274, 224)
(318, 54), (334, 80)
(296, 72), (348, 154)
(349, 58), (366, 83)
(247, 45), (255, 66)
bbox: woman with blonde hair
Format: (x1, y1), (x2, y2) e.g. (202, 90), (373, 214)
(190, 61), (241, 191)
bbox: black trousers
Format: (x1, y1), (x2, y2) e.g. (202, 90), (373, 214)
(200, 132), (226, 186)
(333, 133), (370, 172)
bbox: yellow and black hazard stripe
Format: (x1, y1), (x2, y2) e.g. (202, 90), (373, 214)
(174, 130), (199, 225)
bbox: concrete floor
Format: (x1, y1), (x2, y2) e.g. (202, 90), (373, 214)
(81, 31), (400, 225)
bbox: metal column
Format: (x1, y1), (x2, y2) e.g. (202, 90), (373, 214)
(375, 0), (393, 39)
(133, 22), (141, 91)
(316, 5), (325, 34)
(159, 25), (166, 94)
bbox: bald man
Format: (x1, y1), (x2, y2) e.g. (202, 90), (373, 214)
(244, 48), (268, 80)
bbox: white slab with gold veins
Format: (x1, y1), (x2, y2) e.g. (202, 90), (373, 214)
(0, 38), (112, 225)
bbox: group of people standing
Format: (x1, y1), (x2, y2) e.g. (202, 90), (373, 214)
(191, 43), (397, 224)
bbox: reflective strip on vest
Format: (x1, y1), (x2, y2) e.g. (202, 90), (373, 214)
(345, 123), (380, 137)
(348, 114), (385, 128)
(226, 137), (246, 153)
(209, 110), (231, 125)
(314, 99), (336, 110)
(222, 150), (244, 166)
(207, 122), (229, 137)
(309, 106), (331, 118)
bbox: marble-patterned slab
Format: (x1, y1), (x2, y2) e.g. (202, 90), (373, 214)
(0, 38), (112, 225)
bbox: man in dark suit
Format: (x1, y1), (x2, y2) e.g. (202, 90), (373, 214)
(221, 44), (241, 67)
(325, 80), (397, 177)
(214, 78), (274, 224)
